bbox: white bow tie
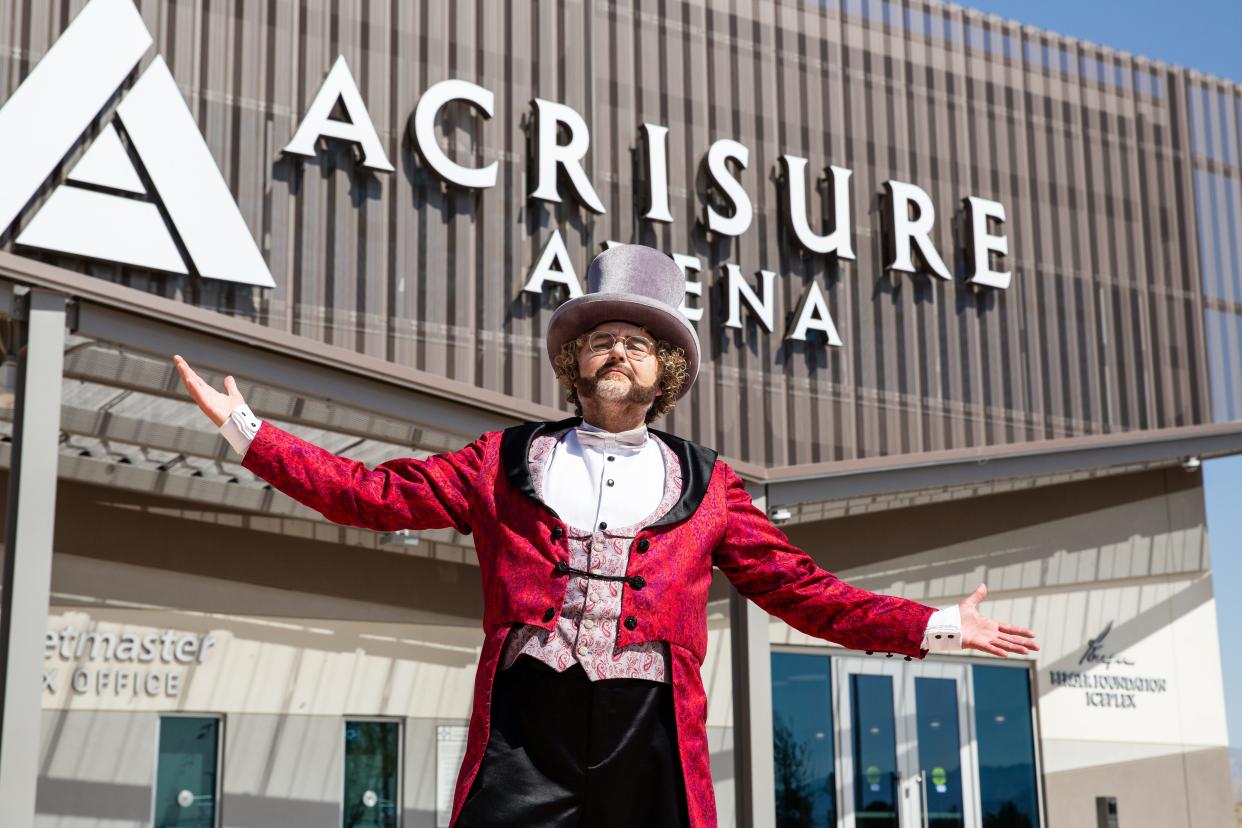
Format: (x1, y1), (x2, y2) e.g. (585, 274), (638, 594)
(574, 423), (648, 449)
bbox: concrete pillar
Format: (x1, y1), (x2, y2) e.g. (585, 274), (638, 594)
(0, 287), (66, 826)
(730, 482), (776, 828)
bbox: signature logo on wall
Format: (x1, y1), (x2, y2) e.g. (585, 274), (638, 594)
(0, 0), (274, 287)
(1078, 621), (1136, 669)
(1049, 620), (1165, 710)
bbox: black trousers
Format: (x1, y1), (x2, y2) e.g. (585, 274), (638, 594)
(455, 656), (691, 828)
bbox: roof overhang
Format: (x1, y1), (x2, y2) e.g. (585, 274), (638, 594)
(760, 421), (1242, 507)
(0, 251), (1239, 522)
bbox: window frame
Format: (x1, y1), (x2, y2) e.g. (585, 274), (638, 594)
(340, 716), (405, 828)
(149, 712), (225, 828)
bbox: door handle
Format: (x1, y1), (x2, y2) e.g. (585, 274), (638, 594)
(917, 770), (928, 828)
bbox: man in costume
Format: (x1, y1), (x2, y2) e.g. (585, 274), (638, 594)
(174, 244), (1037, 827)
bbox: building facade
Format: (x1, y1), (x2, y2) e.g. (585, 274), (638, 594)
(0, 0), (1239, 826)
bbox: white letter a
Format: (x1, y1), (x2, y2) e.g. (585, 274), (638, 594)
(284, 56), (393, 172)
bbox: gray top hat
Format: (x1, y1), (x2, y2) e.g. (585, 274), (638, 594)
(546, 244), (700, 397)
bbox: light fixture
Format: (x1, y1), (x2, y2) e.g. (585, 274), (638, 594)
(1181, 456), (1202, 472)
(769, 507), (792, 524)
(379, 529), (421, 548)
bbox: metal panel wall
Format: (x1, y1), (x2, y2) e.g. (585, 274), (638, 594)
(0, 0), (1224, 467)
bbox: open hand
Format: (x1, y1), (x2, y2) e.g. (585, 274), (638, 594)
(173, 355), (246, 427)
(960, 584), (1039, 657)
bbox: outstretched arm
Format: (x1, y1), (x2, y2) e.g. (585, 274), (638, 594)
(173, 355), (485, 534)
(712, 464), (1037, 659)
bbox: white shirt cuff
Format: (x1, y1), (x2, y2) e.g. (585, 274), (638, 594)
(921, 605), (962, 652)
(218, 403), (262, 456)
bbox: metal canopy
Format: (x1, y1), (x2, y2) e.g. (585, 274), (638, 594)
(1, 251), (1240, 517)
(763, 421), (1242, 509)
(0, 251), (1239, 521)
(0, 251), (564, 449)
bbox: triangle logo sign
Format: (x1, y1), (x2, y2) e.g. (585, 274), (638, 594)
(0, 0), (275, 288)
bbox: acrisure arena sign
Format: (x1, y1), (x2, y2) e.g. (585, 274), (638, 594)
(287, 71), (1015, 348)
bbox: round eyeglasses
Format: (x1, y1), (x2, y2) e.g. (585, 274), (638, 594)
(586, 332), (655, 360)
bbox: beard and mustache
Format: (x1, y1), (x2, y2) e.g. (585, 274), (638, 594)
(575, 362), (660, 407)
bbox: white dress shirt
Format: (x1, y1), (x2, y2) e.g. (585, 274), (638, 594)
(543, 421), (665, 531)
(219, 405), (962, 652)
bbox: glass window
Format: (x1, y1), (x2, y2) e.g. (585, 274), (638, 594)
(1113, 61), (1131, 91)
(1237, 98), (1242, 156)
(1138, 70), (1162, 98)
(850, 674), (899, 828)
(1079, 55), (1100, 85)
(343, 720), (401, 828)
(1205, 308), (1242, 423)
(906, 8), (927, 39)
(1198, 86), (1225, 162)
(1002, 34), (1017, 61)
(771, 652), (836, 827)
(1206, 88), (1222, 161)
(1023, 40), (1051, 71)
(1216, 89), (1237, 166)
(1221, 175), (1242, 306)
(152, 716), (220, 828)
(1193, 168), (1242, 307)
(972, 666), (1040, 828)
(964, 23), (985, 52)
(1058, 46), (1077, 77)
(880, 0), (901, 29)
(941, 16), (960, 44)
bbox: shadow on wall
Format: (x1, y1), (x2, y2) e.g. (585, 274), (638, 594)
(784, 468), (1208, 602)
(31, 476), (487, 625)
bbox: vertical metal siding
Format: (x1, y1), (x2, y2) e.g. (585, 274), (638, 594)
(0, 0), (1221, 467)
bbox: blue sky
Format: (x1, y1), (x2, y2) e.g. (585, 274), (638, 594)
(1205, 456), (1242, 751)
(960, 0), (1242, 754)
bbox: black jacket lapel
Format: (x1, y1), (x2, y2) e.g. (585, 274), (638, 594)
(500, 417), (581, 502)
(647, 428), (718, 528)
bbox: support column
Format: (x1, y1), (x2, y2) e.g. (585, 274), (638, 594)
(0, 287), (66, 826)
(730, 482), (776, 828)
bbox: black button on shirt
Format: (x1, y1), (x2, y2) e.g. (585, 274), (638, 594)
(542, 607), (555, 623)
(636, 538), (650, 553)
(624, 616), (638, 630)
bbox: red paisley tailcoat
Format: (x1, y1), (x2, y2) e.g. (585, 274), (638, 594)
(241, 416), (935, 826)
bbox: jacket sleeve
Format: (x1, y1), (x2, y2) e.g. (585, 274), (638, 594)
(711, 463), (934, 658)
(240, 421), (488, 535)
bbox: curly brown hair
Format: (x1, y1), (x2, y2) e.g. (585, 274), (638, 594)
(553, 334), (689, 424)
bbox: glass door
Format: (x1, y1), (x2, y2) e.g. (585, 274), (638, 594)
(834, 657), (978, 828)
(343, 719), (401, 828)
(152, 716), (221, 828)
